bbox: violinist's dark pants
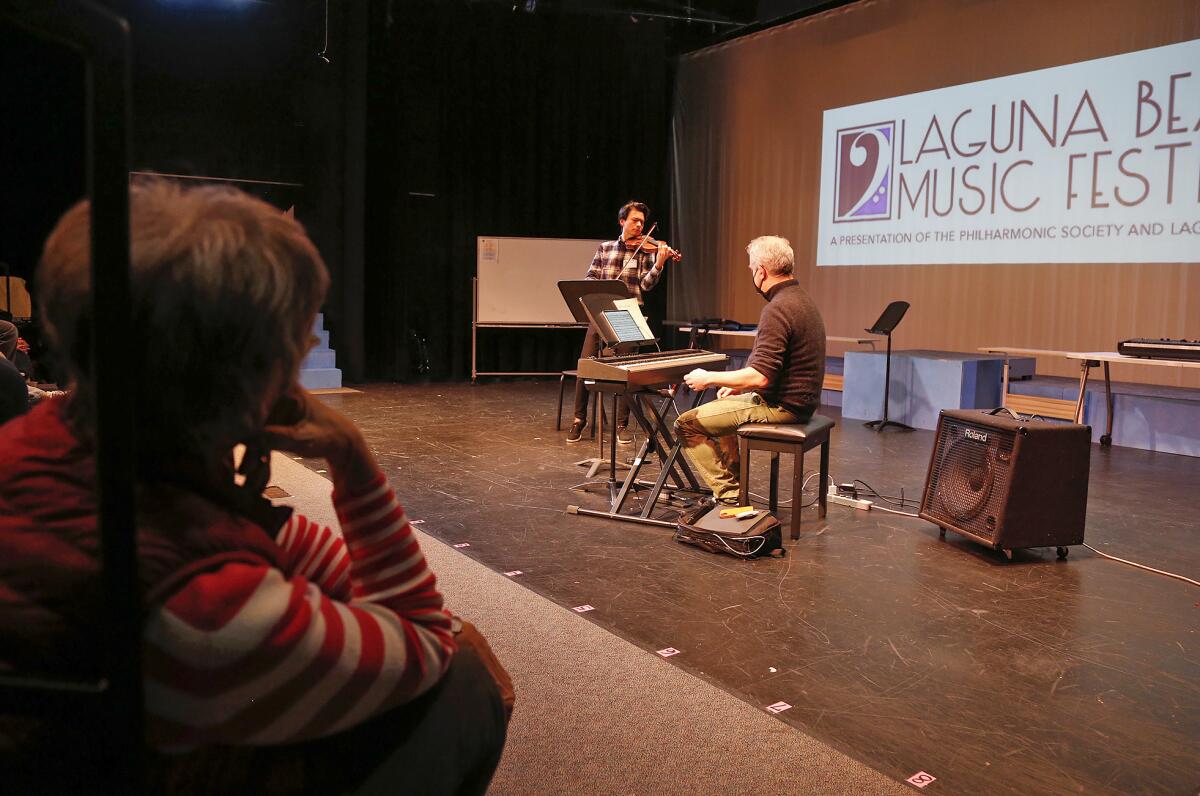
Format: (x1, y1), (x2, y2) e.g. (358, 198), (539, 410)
(572, 326), (630, 429)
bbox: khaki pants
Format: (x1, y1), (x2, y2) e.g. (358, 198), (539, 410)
(674, 393), (806, 502)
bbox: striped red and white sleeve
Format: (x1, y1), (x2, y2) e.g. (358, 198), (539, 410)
(142, 471), (456, 750)
(274, 510), (353, 601)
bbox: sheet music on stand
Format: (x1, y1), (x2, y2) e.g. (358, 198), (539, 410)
(600, 309), (648, 345)
(611, 298), (654, 340)
(580, 293), (657, 348)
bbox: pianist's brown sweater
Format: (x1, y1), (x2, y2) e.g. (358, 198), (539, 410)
(746, 279), (826, 416)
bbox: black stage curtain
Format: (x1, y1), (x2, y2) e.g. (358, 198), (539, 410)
(0, 26), (86, 287)
(364, 1), (674, 382)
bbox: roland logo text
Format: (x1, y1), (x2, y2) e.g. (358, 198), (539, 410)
(964, 428), (988, 442)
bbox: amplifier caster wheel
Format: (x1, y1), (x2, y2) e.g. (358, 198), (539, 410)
(938, 527), (946, 540)
(1100, 434), (1112, 446)
(1056, 546), (1069, 560)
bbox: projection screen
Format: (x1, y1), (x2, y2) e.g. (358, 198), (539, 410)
(669, 0), (1200, 386)
(818, 38), (1199, 266)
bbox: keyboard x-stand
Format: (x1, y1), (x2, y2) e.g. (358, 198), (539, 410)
(560, 287), (728, 527)
(568, 348), (729, 528)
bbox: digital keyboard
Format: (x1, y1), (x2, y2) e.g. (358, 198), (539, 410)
(1117, 338), (1200, 362)
(577, 348), (729, 387)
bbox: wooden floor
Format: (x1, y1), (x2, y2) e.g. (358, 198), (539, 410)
(302, 381), (1200, 795)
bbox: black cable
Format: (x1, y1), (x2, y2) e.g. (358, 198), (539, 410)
(852, 478), (919, 508)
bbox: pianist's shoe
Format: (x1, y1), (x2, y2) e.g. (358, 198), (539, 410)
(566, 418), (586, 443)
(616, 425), (634, 445)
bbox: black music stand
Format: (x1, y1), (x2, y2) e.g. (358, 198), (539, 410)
(863, 300), (913, 433)
(558, 279), (629, 326)
(558, 280), (633, 484)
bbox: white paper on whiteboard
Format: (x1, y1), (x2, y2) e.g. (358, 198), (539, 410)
(613, 298), (654, 339)
(479, 238), (499, 263)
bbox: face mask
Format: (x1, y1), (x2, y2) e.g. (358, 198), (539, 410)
(752, 267), (769, 300)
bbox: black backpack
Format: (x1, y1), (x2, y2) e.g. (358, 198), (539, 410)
(674, 505), (784, 558)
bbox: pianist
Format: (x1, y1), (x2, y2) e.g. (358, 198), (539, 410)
(567, 200), (677, 445)
(677, 236), (825, 504)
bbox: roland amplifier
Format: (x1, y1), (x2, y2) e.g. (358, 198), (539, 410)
(919, 409), (1090, 557)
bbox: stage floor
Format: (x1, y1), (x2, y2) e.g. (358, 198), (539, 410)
(303, 381), (1199, 795)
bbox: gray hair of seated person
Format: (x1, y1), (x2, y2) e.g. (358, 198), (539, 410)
(745, 236), (794, 277)
(38, 180), (329, 464)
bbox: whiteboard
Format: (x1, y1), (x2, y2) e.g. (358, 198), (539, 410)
(476, 236), (604, 324)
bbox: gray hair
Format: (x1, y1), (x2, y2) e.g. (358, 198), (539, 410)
(38, 180), (329, 463)
(746, 236), (794, 277)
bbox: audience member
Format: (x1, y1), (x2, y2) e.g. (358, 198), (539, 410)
(0, 319), (17, 361)
(0, 356), (25, 425)
(0, 181), (511, 794)
(0, 320), (28, 424)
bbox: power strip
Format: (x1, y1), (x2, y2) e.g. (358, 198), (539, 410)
(827, 487), (873, 510)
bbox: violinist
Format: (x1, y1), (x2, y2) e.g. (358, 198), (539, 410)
(567, 200), (679, 445)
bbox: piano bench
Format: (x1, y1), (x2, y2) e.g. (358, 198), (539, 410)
(736, 415), (835, 541)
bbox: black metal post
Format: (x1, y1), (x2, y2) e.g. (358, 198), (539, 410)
(0, 2), (142, 792)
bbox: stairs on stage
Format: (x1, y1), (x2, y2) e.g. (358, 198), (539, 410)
(299, 313), (342, 390)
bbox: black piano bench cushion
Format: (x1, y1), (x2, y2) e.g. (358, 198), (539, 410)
(736, 415), (835, 443)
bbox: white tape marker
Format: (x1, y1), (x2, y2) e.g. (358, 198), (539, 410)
(906, 772), (937, 789)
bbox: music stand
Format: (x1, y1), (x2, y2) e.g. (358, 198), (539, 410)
(557, 279), (630, 325)
(558, 280), (633, 484)
(863, 301), (913, 433)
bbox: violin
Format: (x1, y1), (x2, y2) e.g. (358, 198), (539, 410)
(624, 234), (683, 261)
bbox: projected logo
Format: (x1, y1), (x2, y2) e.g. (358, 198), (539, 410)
(833, 122), (895, 223)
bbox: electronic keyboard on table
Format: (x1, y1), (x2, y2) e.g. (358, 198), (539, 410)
(577, 348), (728, 388)
(1117, 338), (1200, 362)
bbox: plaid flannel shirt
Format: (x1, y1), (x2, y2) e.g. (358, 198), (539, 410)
(585, 238), (663, 304)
